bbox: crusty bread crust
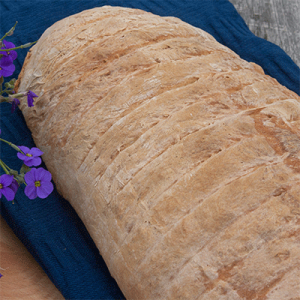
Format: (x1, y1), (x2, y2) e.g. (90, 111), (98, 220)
(17, 6), (300, 299)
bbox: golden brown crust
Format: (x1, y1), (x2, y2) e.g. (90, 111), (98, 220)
(14, 50), (31, 93)
(17, 6), (300, 300)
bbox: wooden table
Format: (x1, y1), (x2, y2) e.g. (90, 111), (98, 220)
(0, 216), (64, 300)
(229, 0), (300, 67)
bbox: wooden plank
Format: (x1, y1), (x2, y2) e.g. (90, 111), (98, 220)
(228, 0), (300, 67)
(0, 216), (64, 300)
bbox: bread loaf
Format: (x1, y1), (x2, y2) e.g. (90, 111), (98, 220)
(16, 6), (300, 299)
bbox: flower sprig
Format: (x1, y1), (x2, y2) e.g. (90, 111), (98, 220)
(0, 22), (53, 202)
(0, 21), (38, 112)
(0, 130), (54, 201)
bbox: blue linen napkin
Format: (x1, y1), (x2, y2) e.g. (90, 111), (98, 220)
(0, 103), (125, 299)
(1, 1), (299, 299)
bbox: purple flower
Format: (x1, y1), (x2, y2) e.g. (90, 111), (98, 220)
(11, 178), (19, 194)
(27, 90), (38, 107)
(0, 56), (15, 77)
(17, 146), (43, 167)
(0, 174), (17, 201)
(1, 40), (17, 61)
(0, 273), (3, 278)
(24, 168), (54, 199)
(11, 98), (20, 113)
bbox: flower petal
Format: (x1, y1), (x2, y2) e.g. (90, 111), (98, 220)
(28, 90), (38, 98)
(8, 50), (17, 61)
(37, 168), (52, 182)
(0, 56), (13, 67)
(14, 98), (20, 105)
(17, 152), (27, 160)
(30, 147), (43, 156)
(30, 157), (42, 167)
(10, 179), (19, 194)
(2, 187), (15, 201)
(24, 168), (37, 184)
(37, 181), (54, 199)
(24, 184), (37, 199)
(23, 157), (38, 167)
(11, 98), (20, 113)
(1, 41), (17, 60)
(27, 95), (34, 107)
(0, 63), (15, 77)
(2, 40), (16, 50)
(0, 174), (14, 187)
(18, 146), (30, 154)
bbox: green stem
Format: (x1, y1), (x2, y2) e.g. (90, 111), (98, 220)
(10, 92), (26, 98)
(1, 160), (13, 173)
(1, 88), (11, 95)
(0, 92), (26, 103)
(0, 160), (27, 187)
(0, 21), (18, 42)
(0, 159), (10, 174)
(0, 138), (24, 153)
(0, 41), (37, 52)
(0, 96), (9, 103)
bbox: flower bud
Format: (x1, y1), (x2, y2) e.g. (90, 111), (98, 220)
(4, 82), (13, 89)
(15, 174), (25, 185)
(9, 170), (18, 177)
(7, 28), (15, 37)
(4, 79), (15, 89)
(6, 21), (18, 36)
(22, 42), (33, 48)
(20, 164), (31, 175)
(9, 78), (16, 85)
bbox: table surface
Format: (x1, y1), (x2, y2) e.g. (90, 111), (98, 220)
(0, 216), (64, 300)
(229, 0), (300, 67)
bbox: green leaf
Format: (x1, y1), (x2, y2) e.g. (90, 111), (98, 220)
(20, 164), (31, 175)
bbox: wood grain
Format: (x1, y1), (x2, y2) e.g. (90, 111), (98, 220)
(228, 0), (300, 67)
(0, 215), (64, 300)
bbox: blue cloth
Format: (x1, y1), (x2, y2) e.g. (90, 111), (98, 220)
(1, 1), (299, 299)
(0, 103), (125, 299)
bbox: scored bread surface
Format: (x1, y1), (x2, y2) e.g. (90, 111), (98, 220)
(16, 6), (300, 300)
